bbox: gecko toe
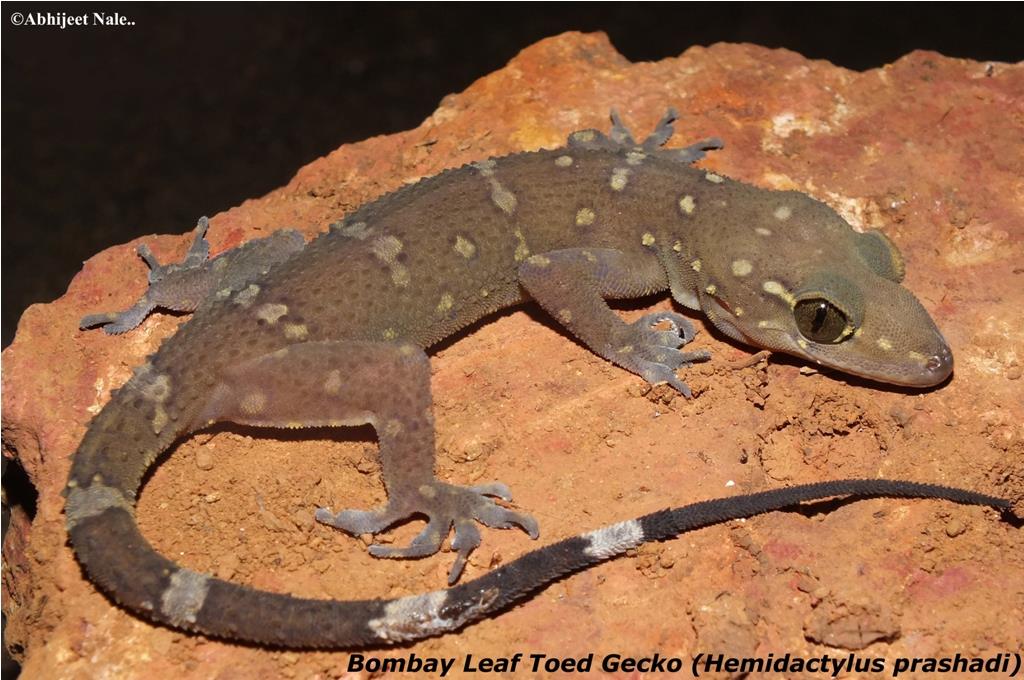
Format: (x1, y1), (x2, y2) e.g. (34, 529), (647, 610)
(315, 505), (409, 536)
(474, 502), (539, 538)
(368, 517), (447, 560)
(448, 520), (483, 583)
(638, 360), (694, 398)
(467, 482), (513, 501)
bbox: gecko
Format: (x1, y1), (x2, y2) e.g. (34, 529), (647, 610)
(67, 110), (1011, 647)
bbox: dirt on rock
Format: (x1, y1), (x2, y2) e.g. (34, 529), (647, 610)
(3, 32), (1022, 679)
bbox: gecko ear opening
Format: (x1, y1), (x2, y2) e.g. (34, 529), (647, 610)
(855, 230), (906, 283)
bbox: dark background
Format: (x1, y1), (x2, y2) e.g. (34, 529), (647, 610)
(2, 4), (1022, 349)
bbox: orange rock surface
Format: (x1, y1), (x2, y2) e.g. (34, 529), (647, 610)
(3, 32), (1022, 679)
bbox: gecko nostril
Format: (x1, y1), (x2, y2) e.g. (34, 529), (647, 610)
(924, 343), (953, 379)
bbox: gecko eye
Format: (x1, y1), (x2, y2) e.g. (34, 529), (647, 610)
(794, 298), (850, 344)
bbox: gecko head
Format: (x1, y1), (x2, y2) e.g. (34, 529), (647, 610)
(681, 189), (953, 387)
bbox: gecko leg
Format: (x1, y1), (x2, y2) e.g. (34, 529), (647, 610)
(519, 247), (710, 397)
(80, 217), (304, 334)
(193, 339), (538, 583)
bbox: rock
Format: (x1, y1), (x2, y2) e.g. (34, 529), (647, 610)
(805, 600), (900, 650)
(3, 32), (1022, 678)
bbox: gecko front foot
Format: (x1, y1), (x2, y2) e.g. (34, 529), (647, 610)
(611, 311), (711, 397)
(315, 480), (539, 583)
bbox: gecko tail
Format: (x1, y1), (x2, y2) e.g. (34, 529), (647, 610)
(357, 479), (1014, 644)
(68, 474), (1010, 648)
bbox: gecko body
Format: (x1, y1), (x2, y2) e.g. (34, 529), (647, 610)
(68, 111), (1006, 647)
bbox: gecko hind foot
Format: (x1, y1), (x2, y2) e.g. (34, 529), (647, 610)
(79, 217), (213, 334)
(566, 109), (723, 166)
(315, 480), (539, 583)
(637, 108), (724, 162)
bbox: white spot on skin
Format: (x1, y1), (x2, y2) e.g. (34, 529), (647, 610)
(240, 391), (267, 415)
(876, 337), (894, 351)
(691, 260), (702, 272)
(371, 235), (403, 263)
(383, 419), (404, 438)
(513, 228), (529, 262)
(255, 303), (288, 325)
(625, 151), (646, 166)
(337, 221), (372, 240)
(490, 184), (517, 215)
(436, 292), (454, 315)
(140, 371), (171, 402)
(705, 283), (718, 295)
(575, 208), (596, 226)
(755, 227), (773, 236)
(641, 233), (656, 247)
(554, 155), (574, 167)
(233, 284), (260, 307)
(161, 569), (211, 626)
(283, 323), (309, 341)
(704, 172), (724, 183)
(573, 130), (596, 143)
(382, 328), (398, 341)
(390, 266), (411, 287)
(678, 195), (696, 215)
(774, 205), (793, 221)
(731, 259), (753, 277)
(453, 234), (477, 259)
(583, 519), (644, 559)
(473, 161), (517, 215)
(557, 308), (573, 324)
(471, 159), (497, 177)
(323, 370), (343, 395)
(139, 371), (172, 434)
(527, 254), (550, 268)
(151, 407), (168, 435)
(371, 236), (410, 287)
(762, 280), (797, 307)
(368, 589), (498, 642)
(65, 483), (133, 529)
(610, 167), (631, 191)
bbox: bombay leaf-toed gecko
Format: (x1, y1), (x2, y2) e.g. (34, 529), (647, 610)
(67, 110), (1009, 647)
